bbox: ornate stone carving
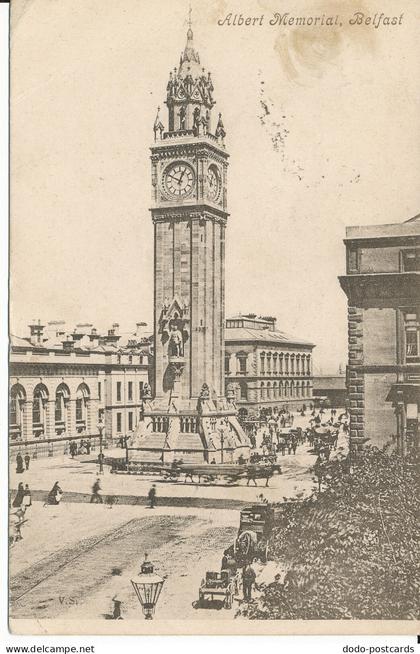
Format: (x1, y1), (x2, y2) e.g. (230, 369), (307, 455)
(142, 383), (152, 400)
(199, 383), (210, 400)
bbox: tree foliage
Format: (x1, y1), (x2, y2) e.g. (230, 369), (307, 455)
(240, 445), (420, 620)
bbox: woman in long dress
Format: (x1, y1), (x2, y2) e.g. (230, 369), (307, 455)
(12, 482), (25, 508)
(46, 481), (63, 505)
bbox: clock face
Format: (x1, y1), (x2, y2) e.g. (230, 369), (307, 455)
(163, 162), (195, 198)
(207, 165), (221, 202)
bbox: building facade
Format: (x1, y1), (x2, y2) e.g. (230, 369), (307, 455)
(312, 375), (347, 408)
(9, 320), (151, 455)
(129, 22), (249, 463)
(224, 314), (315, 416)
(339, 214), (420, 451)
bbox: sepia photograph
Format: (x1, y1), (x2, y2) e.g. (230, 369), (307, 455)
(7, 0), (420, 637)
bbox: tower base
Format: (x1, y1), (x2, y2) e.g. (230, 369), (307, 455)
(127, 396), (250, 464)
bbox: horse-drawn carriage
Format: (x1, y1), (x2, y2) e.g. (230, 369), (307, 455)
(198, 571), (235, 609)
(162, 462), (280, 486)
(234, 503), (280, 565)
(196, 503), (281, 609)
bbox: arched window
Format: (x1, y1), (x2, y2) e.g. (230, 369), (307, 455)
(55, 383), (70, 426)
(33, 384), (49, 435)
(296, 354), (300, 375)
(260, 352), (266, 375)
(279, 381), (283, 398)
(290, 381), (295, 398)
(307, 355), (311, 376)
(273, 353), (278, 374)
(76, 383), (90, 426)
(240, 382), (248, 400)
(273, 381), (278, 399)
(266, 353), (272, 374)
(225, 353), (231, 375)
(284, 381), (289, 397)
(285, 354), (289, 375)
(290, 354), (295, 375)
(267, 382), (272, 399)
(296, 382), (301, 398)
(260, 382), (266, 401)
(236, 352), (248, 375)
(279, 353), (284, 374)
(10, 384), (26, 439)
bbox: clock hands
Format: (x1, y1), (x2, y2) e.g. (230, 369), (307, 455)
(178, 168), (186, 185)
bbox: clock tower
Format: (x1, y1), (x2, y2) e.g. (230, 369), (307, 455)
(130, 20), (250, 463)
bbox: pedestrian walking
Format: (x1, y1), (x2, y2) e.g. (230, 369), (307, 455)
(90, 478), (103, 503)
(242, 564), (256, 601)
(148, 484), (157, 509)
(16, 453), (24, 474)
(12, 482), (25, 508)
(22, 484), (32, 508)
(24, 453), (30, 471)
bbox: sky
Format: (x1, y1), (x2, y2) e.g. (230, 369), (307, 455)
(10, 0), (420, 373)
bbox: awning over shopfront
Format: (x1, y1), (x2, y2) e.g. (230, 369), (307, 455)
(386, 383), (420, 405)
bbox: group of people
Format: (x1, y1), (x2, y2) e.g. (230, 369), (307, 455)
(15, 452), (31, 474)
(69, 439), (91, 458)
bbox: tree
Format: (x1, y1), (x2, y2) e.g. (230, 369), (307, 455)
(239, 445), (420, 620)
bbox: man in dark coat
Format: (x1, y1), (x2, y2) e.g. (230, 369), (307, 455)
(242, 564), (256, 601)
(148, 484), (157, 509)
(24, 453), (30, 470)
(90, 478), (103, 503)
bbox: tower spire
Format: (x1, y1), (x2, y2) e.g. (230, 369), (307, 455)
(188, 4), (192, 32)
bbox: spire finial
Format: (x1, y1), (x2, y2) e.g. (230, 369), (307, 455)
(187, 4), (193, 40)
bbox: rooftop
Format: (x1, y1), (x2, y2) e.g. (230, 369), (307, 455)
(225, 327), (314, 348)
(345, 213), (420, 241)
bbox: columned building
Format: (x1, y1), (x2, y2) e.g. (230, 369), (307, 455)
(224, 314), (315, 416)
(9, 321), (151, 455)
(339, 214), (420, 451)
(129, 22), (249, 463)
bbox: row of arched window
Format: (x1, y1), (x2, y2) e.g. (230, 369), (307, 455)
(260, 380), (312, 400)
(9, 382), (91, 439)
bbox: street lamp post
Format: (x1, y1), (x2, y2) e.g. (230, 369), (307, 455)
(97, 419), (105, 474)
(131, 554), (165, 620)
(219, 428), (225, 463)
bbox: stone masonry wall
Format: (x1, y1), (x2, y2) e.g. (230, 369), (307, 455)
(347, 306), (365, 448)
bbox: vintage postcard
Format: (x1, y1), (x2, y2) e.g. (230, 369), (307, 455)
(8, 0), (420, 636)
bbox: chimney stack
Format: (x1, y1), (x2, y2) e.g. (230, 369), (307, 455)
(29, 319), (45, 345)
(136, 322), (147, 338)
(62, 335), (75, 352)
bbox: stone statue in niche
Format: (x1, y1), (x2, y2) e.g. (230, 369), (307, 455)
(193, 106), (200, 134)
(168, 318), (184, 357)
(199, 383), (210, 400)
(142, 383), (152, 399)
(179, 105), (186, 130)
